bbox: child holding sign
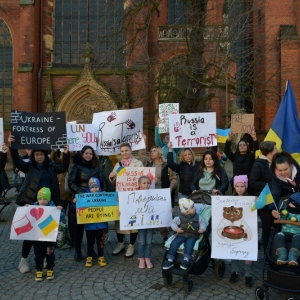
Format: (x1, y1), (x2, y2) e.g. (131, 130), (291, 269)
(74, 177), (107, 268)
(137, 176), (154, 269)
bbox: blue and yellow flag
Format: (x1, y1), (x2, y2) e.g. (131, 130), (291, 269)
(251, 184), (274, 212)
(38, 214), (58, 236)
(263, 81), (300, 163)
(216, 128), (230, 144)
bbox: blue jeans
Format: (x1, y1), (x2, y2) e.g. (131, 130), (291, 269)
(167, 235), (197, 260)
(274, 232), (300, 250)
(138, 229), (154, 258)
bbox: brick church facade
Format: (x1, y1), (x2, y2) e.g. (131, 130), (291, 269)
(0, 0), (299, 144)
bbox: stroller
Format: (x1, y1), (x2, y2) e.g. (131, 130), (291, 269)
(161, 191), (226, 293)
(255, 198), (300, 300)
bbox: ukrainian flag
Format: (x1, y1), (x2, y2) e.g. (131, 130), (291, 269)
(251, 184), (274, 212)
(217, 128), (230, 143)
(263, 81), (300, 163)
(116, 166), (126, 176)
(38, 215), (58, 236)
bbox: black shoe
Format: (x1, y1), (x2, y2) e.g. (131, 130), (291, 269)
(229, 272), (239, 283)
(245, 276), (253, 287)
(162, 261), (174, 270)
(74, 251), (83, 262)
(180, 260), (189, 270)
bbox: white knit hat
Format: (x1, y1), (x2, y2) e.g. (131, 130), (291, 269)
(179, 198), (194, 213)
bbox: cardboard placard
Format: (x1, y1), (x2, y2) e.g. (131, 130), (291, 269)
(231, 114), (254, 134)
(158, 103), (179, 133)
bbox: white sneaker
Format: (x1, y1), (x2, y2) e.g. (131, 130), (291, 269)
(125, 244), (135, 257)
(112, 242), (125, 255)
(43, 258), (47, 269)
(19, 258), (30, 273)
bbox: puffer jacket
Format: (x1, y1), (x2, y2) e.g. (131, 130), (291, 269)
(68, 154), (107, 194)
(10, 148), (70, 206)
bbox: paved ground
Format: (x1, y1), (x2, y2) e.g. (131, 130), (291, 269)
(0, 189), (294, 300)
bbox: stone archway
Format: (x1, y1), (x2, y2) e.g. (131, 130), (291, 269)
(55, 63), (117, 123)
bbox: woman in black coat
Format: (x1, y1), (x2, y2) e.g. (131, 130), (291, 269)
(68, 145), (107, 261)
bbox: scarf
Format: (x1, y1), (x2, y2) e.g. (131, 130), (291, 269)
(121, 155), (133, 167)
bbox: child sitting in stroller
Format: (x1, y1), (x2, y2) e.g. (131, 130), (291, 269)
(275, 192), (300, 266)
(162, 198), (207, 270)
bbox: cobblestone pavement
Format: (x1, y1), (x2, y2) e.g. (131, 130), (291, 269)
(0, 193), (294, 300)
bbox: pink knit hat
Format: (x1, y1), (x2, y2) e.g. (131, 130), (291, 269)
(233, 175), (248, 189)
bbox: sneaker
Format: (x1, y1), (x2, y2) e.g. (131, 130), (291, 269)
(74, 250), (83, 262)
(162, 261), (174, 270)
(124, 244), (135, 257)
(112, 242), (125, 255)
(19, 258), (30, 273)
(85, 257), (93, 267)
(138, 258), (145, 269)
(180, 260), (189, 270)
(35, 271), (43, 282)
(145, 258), (153, 269)
(43, 258), (47, 269)
(98, 256), (107, 267)
(46, 269), (54, 280)
(245, 276), (253, 287)
(229, 272), (239, 283)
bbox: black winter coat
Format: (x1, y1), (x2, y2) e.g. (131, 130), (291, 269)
(167, 152), (199, 196)
(224, 139), (259, 177)
(0, 152), (7, 173)
(68, 155), (107, 194)
(11, 148), (70, 206)
(249, 158), (273, 197)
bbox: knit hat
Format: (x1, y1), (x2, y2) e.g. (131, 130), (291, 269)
(37, 187), (51, 201)
(88, 177), (100, 190)
(289, 193), (300, 208)
(233, 175), (248, 189)
(179, 198), (194, 213)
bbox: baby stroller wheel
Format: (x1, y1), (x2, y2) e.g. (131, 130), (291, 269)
(184, 279), (193, 294)
(213, 260), (226, 280)
(255, 285), (269, 300)
(163, 273), (172, 286)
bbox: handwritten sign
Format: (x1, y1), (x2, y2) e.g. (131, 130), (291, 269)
(92, 108), (145, 155)
(67, 123), (97, 151)
(119, 189), (172, 230)
(0, 118), (3, 147)
(10, 111), (67, 150)
(211, 195), (258, 261)
(76, 192), (119, 224)
(10, 206), (61, 242)
(231, 114), (254, 133)
(169, 112), (217, 148)
(116, 167), (156, 192)
(158, 103), (179, 133)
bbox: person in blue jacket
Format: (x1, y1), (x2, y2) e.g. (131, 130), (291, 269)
(74, 177), (107, 268)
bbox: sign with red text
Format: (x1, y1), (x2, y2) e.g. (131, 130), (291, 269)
(231, 114), (254, 134)
(158, 103), (179, 133)
(92, 108), (145, 155)
(169, 112), (217, 148)
(66, 123), (97, 151)
(116, 167), (156, 192)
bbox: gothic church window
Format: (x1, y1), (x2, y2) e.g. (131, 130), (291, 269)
(168, 0), (189, 25)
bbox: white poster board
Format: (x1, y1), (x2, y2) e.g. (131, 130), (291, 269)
(10, 206), (61, 242)
(92, 108), (145, 155)
(119, 188), (172, 230)
(66, 123), (97, 151)
(169, 112), (217, 148)
(116, 167), (156, 192)
(0, 118), (3, 148)
(158, 103), (179, 133)
(211, 196), (258, 261)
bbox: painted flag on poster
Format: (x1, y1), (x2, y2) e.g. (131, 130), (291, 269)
(216, 128), (230, 143)
(262, 80), (300, 163)
(12, 215), (33, 236)
(38, 214), (58, 236)
(251, 184), (274, 212)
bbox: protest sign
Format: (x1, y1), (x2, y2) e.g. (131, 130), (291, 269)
(158, 103), (179, 133)
(66, 123), (97, 151)
(92, 108), (145, 155)
(211, 195), (258, 261)
(119, 188), (172, 230)
(231, 114), (254, 134)
(10, 206), (61, 242)
(116, 167), (155, 192)
(11, 111), (67, 150)
(0, 118), (3, 148)
(169, 112), (217, 148)
(75, 192), (119, 224)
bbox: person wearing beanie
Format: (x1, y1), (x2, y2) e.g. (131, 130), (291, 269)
(73, 177), (108, 268)
(233, 175), (248, 196)
(162, 198), (206, 271)
(274, 192), (300, 266)
(31, 187), (63, 282)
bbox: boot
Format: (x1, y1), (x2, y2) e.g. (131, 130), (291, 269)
(138, 258), (145, 269)
(288, 248), (299, 266)
(276, 247), (288, 265)
(145, 258), (153, 269)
